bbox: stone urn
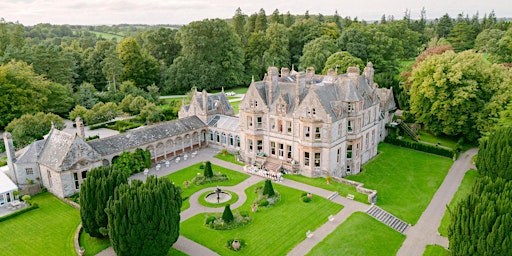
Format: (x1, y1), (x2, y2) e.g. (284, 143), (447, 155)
(232, 240), (241, 251)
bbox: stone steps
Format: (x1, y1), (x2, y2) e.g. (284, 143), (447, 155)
(366, 205), (409, 234)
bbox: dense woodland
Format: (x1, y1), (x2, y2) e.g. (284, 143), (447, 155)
(1, 8), (512, 146)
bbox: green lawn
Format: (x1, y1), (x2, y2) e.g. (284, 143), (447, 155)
(164, 163), (250, 211)
(211, 86), (249, 95)
(283, 174), (369, 204)
(347, 143), (452, 224)
(230, 101), (240, 114)
(0, 192), (80, 256)
(181, 182), (343, 256)
(214, 152), (244, 166)
(79, 231), (111, 256)
(423, 245), (449, 256)
(438, 169), (478, 236)
(307, 212), (405, 256)
(416, 130), (474, 151)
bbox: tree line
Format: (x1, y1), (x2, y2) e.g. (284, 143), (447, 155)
(1, 9), (511, 145)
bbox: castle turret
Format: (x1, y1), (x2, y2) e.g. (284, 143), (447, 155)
(3, 132), (19, 183)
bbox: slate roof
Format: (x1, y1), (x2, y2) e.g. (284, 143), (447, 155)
(252, 67), (389, 122)
(88, 116), (207, 156)
(195, 92), (233, 112)
(16, 140), (44, 164)
(38, 129), (76, 171)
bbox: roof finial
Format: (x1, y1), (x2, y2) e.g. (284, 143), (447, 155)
(291, 64), (295, 71)
(251, 75), (255, 83)
(222, 86), (224, 93)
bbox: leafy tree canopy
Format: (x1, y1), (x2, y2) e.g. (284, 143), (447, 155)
(322, 51), (364, 74)
(0, 60), (51, 129)
(167, 19), (245, 93)
(299, 35), (337, 72)
(5, 112), (65, 148)
(408, 50), (512, 142)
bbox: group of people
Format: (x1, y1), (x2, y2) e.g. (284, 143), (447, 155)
(247, 165), (283, 182)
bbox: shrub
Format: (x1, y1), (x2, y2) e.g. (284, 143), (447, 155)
(21, 195), (32, 203)
(258, 198), (269, 207)
(222, 204), (234, 223)
(263, 179), (275, 197)
(205, 216), (216, 225)
(302, 197), (312, 203)
(204, 161), (213, 178)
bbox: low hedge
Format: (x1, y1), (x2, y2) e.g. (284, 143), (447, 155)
(0, 203), (39, 223)
(385, 137), (454, 158)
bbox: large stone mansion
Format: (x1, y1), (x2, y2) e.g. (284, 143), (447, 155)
(2, 63), (395, 199)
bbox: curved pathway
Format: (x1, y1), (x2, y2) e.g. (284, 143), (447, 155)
(397, 148), (477, 256)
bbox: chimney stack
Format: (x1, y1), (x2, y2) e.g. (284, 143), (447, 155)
(76, 117), (85, 139)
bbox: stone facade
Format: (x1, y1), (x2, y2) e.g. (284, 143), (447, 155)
(238, 63), (395, 178)
(3, 64), (395, 198)
(3, 116), (207, 198)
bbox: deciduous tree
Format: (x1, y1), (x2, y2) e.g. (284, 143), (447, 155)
(299, 36), (337, 72)
(167, 19), (244, 93)
(322, 51), (364, 74)
(408, 50), (512, 142)
(0, 60), (50, 128)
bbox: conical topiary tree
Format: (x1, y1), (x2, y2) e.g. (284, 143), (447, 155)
(204, 161), (213, 178)
(263, 179), (275, 197)
(222, 204), (234, 223)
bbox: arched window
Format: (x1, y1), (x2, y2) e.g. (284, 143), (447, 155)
(215, 131), (220, 143)
(222, 133), (226, 144)
(229, 134), (234, 146)
(235, 136), (240, 148)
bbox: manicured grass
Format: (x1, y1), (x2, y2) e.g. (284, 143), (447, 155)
(211, 86), (249, 95)
(214, 153), (244, 166)
(164, 163), (250, 211)
(307, 212), (405, 256)
(230, 101), (240, 114)
(79, 231), (110, 256)
(438, 169), (478, 236)
(416, 130), (474, 151)
(283, 174), (369, 204)
(198, 190), (239, 208)
(347, 143), (452, 224)
(0, 192), (80, 256)
(423, 245), (449, 256)
(181, 182), (343, 256)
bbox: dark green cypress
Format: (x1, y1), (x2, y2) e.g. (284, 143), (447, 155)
(106, 176), (182, 256)
(204, 161), (213, 178)
(222, 204), (234, 223)
(80, 166), (128, 238)
(476, 127), (512, 180)
(263, 179), (275, 197)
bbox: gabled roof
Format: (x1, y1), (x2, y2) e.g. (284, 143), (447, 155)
(194, 92), (233, 112)
(16, 140), (44, 164)
(38, 128), (101, 171)
(88, 116), (207, 156)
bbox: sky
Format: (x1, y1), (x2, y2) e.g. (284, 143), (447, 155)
(1, 0), (511, 26)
